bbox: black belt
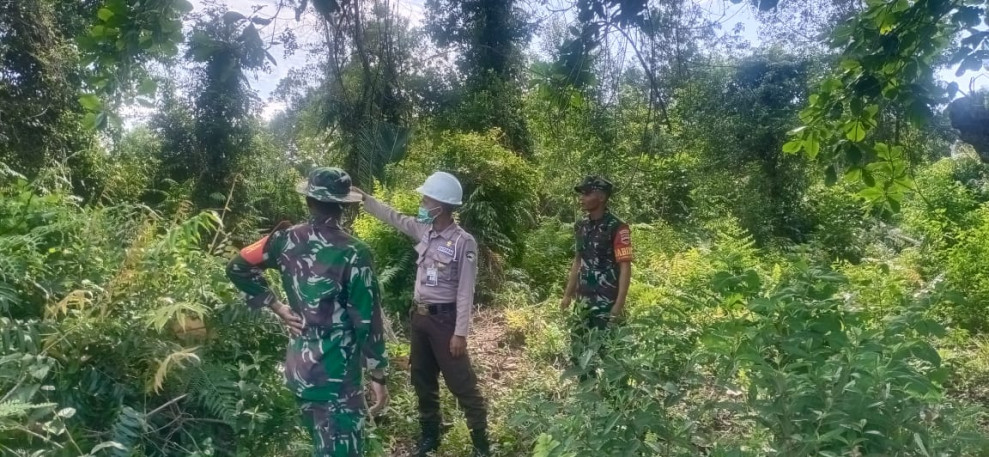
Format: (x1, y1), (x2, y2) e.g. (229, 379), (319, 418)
(414, 302), (456, 315)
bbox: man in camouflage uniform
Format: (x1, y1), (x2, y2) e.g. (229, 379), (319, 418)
(561, 175), (634, 375)
(227, 167), (389, 457)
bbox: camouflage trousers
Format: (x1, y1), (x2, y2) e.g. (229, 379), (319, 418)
(299, 399), (366, 457)
(569, 301), (612, 381)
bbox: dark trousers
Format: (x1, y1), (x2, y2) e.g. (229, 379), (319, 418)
(409, 312), (488, 430)
(570, 310), (610, 381)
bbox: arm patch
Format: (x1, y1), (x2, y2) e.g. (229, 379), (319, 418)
(614, 225), (634, 262)
(239, 235), (269, 265)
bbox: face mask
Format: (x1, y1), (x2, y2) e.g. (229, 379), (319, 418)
(416, 205), (441, 224)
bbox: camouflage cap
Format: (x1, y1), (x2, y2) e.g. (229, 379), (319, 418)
(574, 175), (614, 196)
(296, 167), (363, 203)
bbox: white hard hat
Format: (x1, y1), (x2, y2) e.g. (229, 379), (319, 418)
(416, 171), (463, 205)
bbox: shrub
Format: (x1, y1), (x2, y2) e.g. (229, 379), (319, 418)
(701, 261), (986, 455)
(391, 130), (539, 257)
(518, 218), (573, 300)
(943, 208), (989, 332)
(902, 158), (986, 251)
(0, 168), (301, 456)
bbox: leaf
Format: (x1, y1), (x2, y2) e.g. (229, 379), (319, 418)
(251, 17), (272, 25)
(956, 55), (983, 76)
(844, 121), (867, 142)
(782, 140), (802, 154)
(953, 6), (982, 27)
(907, 100), (931, 125)
(97, 8), (114, 21)
(79, 94), (102, 111)
(223, 11), (247, 24)
(888, 196), (901, 213)
(805, 137), (821, 159)
(859, 185), (884, 202)
(844, 142), (863, 164)
(914, 433), (931, 457)
(57, 407), (76, 418)
(82, 111), (107, 130)
(845, 167), (862, 182)
(138, 78), (157, 96)
(947, 81), (959, 99)
(840, 59), (861, 70)
(150, 348), (201, 393)
(89, 441), (127, 454)
(175, 0), (194, 14)
(862, 169), (876, 187)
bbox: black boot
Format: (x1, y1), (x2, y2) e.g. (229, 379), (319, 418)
(415, 421), (441, 457)
(470, 428), (490, 456)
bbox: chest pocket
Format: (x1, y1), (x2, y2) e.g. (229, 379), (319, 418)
(430, 248), (458, 281)
(416, 240), (459, 282)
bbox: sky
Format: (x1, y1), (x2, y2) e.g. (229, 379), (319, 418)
(187, 0), (987, 120)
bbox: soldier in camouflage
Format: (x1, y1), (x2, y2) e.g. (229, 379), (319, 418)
(227, 167), (389, 457)
(560, 175), (634, 374)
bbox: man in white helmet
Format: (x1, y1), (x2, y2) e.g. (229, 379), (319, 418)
(352, 171), (490, 457)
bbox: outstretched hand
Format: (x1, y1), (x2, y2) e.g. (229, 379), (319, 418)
(351, 186), (367, 200)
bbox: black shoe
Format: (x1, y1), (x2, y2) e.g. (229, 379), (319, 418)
(470, 428), (490, 456)
(415, 421), (441, 457)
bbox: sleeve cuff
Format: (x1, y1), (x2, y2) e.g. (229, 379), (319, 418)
(246, 291), (277, 310)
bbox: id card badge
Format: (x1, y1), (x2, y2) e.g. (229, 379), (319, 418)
(426, 266), (439, 286)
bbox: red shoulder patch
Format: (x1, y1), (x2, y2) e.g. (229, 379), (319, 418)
(239, 235), (269, 265)
(614, 225), (633, 262)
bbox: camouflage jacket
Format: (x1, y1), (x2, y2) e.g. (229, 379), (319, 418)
(226, 216), (388, 402)
(574, 211), (634, 311)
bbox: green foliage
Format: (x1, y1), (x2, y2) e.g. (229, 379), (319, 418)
(902, 157), (989, 247)
(675, 54), (815, 241)
(396, 130), (539, 266)
(786, 0), (988, 210)
(803, 182), (871, 262)
(512, 304), (705, 456)
(517, 219), (574, 300)
(943, 208), (989, 331)
(701, 261), (985, 455)
(353, 188), (420, 315)
(0, 166), (300, 456)
(425, 0), (534, 156)
(77, 0), (193, 129)
(186, 6), (270, 213)
(0, 0), (94, 177)
(5, 0), (989, 454)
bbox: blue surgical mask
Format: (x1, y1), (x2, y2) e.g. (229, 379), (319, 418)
(416, 206), (440, 224)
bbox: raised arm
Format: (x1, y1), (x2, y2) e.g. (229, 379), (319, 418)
(356, 189), (426, 239)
